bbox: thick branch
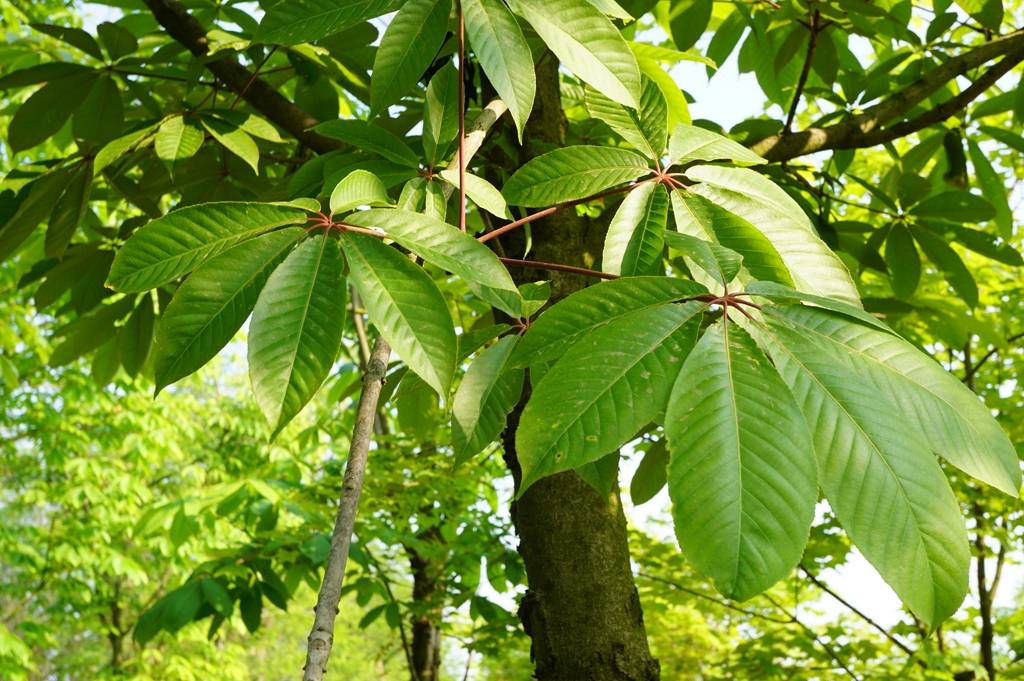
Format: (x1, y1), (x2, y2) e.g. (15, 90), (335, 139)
(142, 0), (341, 153)
(753, 28), (1024, 161)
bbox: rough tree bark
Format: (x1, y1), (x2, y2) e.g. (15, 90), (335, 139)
(407, 530), (443, 681)
(494, 55), (660, 681)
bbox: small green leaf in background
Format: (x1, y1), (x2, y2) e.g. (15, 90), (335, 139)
(156, 115), (204, 163)
(371, 0), (452, 114)
(629, 440), (668, 505)
(884, 223), (920, 299)
(97, 21), (138, 60)
(666, 0), (713, 51)
(249, 234), (347, 436)
(967, 139), (1013, 238)
(908, 191), (995, 223)
(502, 146), (651, 206)
(119, 294), (156, 378)
(438, 169), (511, 219)
(8, 71), (97, 152)
(72, 74), (124, 143)
(201, 117), (260, 174)
(330, 170), (392, 214)
(31, 23), (105, 61)
(602, 181), (668, 276)
(909, 225), (979, 307)
(45, 162), (93, 258)
(314, 120), (420, 168)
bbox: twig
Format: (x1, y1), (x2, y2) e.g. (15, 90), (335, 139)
(498, 257), (618, 280)
(784, 11), (821, 134)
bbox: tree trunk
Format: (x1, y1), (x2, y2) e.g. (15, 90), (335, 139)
(495, 54), (660, 681)
(407, 528), (442, 681)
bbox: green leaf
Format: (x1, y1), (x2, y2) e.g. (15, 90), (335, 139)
(668, 0), (713, 51)
(371, 0), (452, 113)
(503, 146), (651, 207)
(453, 335), (524, 462)
(342, 233), (457, 394)
(510, 0), (642, 107)
(758, 316), (971, 626)
(330, 170), (392, 214)
(155, 115), (204, 162)
(909, 225), (978, 308)
(313, 120), (420, 168)
(45, 162), (92, 258)
(909, 191), (995, 223)
(249, 234), (347, 435)
(668, 124), (766, 166)
(771, 305), (1021, 494)
(238, 588), (262, 633)
(664, 231), (742, 286)
(423, 180), (447, 221)
(31, 23), (104, 61)
(602, 182), (668, 276)
(0, 167), (77, 262)
(666, 321), (816, 599)
(967, 140), (1012, 238)
(201, 117), (260, 174)
(464, 0), (536, 139)
(630, 440), (668, 505)
(670, 191), (793, 286)
(8, 71), (97, 152)
(71, 74), (124, 143)
(576, 451), (620, 497)
(346, 209), (517, 293)
(255, 0), (401, 44)
(685, 165), (860, 305)
(636, 56), (690, 128)
(94, 124), (158, 175)
(516, 302), (703, 490)
(153, 229), (303, 392)
(885, 223), (920, 299)
(119, 295), (156, 377)
(952, 0), (1002, 30)
(438, 169), (511, 219)
(109, 202), (307, 293)
(585, 77), (668, 159)
(0, 62), (92, 90)
(201, 579), (233, 618)
(511, 276), (706, 367)
(203, 109), (284, 142)
(924, 222), (1023, 266)
(97, 22), (138, 60)
(423, 65), (460, 165)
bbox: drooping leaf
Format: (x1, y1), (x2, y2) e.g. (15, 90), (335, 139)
(668, 0), (713, 51)
(108, 202), (307, 292)
(153, 229), (304, 392)
(666, 320), (816, 600)
(516, 302), (703, 490)
(202, 109), (285, 142)
(371, 0), (452, 113)
(908, 191), (995, 223)
(463, 0), (536, 139)
(585, 77), (668, 159)
(664, 231), (742, 286)
(201, 117), (260, 174)
(510, 276), (706, 367)
(45, 162), (93, 258)
(155, 115), (204, 162)
(30, 23), (104, 61)
(8, 71), (97, 152)
(636, 56), (691, 128)
(670, 191), (793, 286)
(502, 146), (651, 207)
(767, 305), (1021, 496)
(119, 295), (156, 377)
(0, 167), (77, 262)
(345, 209), (517, 293)
(602, 182), (668, 276)
(423, 65), (460, 165)
(909, 225), (978, 307)
(967, 139), (1012, 238)
(71, 74), (124, 143)
(255, 0), (402, 44)
(452, 336), (524, 462)
(510, 0), (642, 107)
(685, 165), (861, 305)
(314, 120), (421, 168)
(757, 317), (971, 627)
(0, 62), (92, 90)
(629, 440), (669, 505)
(668, 124), (766, 166)
(97, 22), (138, 60)
(884, 222), (920, 299)
(249, 234), (347, 435)
(342, 233), (457, 395)
(438, 169), (511, 219)
(330, 170), (392, 214)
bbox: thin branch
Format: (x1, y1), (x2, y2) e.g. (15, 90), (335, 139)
(498, 257), (618, 280)
(962, 330), (1024, 383)
(784, 11), (821, 134)
(762, 594), (862, 680)
(752, 28), (1024, 161)
(638, 573), (795, 624)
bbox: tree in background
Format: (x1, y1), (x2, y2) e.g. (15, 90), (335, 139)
(1, 0), (1023, 679)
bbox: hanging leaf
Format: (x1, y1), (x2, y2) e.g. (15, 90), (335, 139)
(120, 295), (156, 377)
(108, 202), (308, 292)
(664, 231), (742, 286)
(71, 74), (124, 143)
(510, 0), (642, 107)
(503, 146), (651, 206)
(342, 233), (457, 395)
(423, 65), (460, 165)
(45, 162), (93, 258)
(463, 0), (536, 139)
(602, 182), (668, 276)
(967, 140), (1012, 238)
(255, 0), (402, 44)
(585, 78), (668, 159)
(908, 191), (995, 223)
(668, 124), (766, 166)
(629, 440), (669, 505)
(153, 229), (304, 392)
(314, 120), (420, 168)
(453, 336), (524, 462)
(668, 0), (713, 51)
(97, 22), (138, 60)
(249, 234), (347, 436)
(438, 169), (511, 219)
(8, 71), (97, 152)
(30, 23), (105, 61)
(371, 0), (452, 113)
(909, 225), (978, 308)
(666, 321), (816, 600)
(884, 223), (920, 299)
(516, 301), (703, 490)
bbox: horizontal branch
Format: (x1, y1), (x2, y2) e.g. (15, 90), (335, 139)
(498, 257), (617, 280)
(753, 28), (1024, 161)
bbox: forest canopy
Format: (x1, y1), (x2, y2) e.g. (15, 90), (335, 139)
(0, 0), (1023, 679)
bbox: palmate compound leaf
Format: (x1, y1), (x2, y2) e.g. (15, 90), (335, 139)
(765, 305), (1021, 495)
(602, 182), (668, 276)
(509, 276), (707, 368)
(516, 301), (703, 491)
(463, 0), (536, 140)
(249, 234), (347, 436)
(665, 320), (816, 600)
(685, 165), (861, 306)
(341, 233), (457, 396)
(153, 228), (304, 393)
(452, 335), (525, 463)
(756, 312), (971, 627)
(510, 0), (642, 108)
(108, 203), (308, 293)
(502, 146), (651, 207)
(345, 208), (518, 295)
